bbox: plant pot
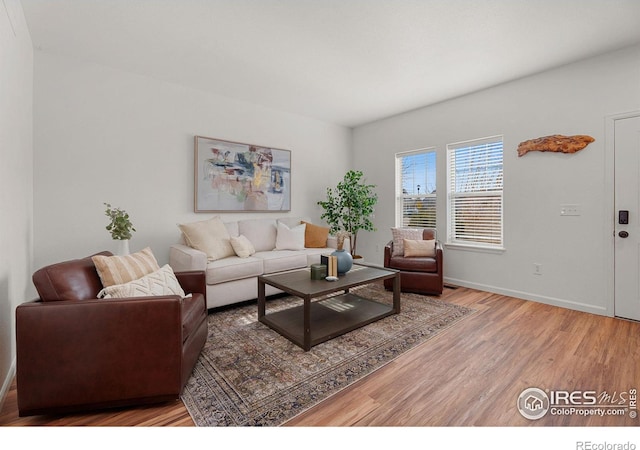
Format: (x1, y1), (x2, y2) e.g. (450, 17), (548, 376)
(331, 249), (353, 274)
(115, 239), (130, 256)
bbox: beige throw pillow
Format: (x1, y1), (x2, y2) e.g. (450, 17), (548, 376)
(92, 247), (160, 287)
(97, 264), (186, 299)
(230, 235), (256, 258)
(403, 239), (436, 257)
(391, 228), (424, 256)
(178, 216), (235, 261)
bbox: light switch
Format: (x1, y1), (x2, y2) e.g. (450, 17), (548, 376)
(560, 204), (581, 216)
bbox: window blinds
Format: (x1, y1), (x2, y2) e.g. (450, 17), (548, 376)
(396, 149), (436, 229)
(447, 137), (503, 247)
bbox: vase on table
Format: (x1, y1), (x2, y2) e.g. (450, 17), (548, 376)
(331, 248), (353, 274)
(115, 239), (130, 256)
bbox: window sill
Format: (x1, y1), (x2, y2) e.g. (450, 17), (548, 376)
(444, 242), (506, 254)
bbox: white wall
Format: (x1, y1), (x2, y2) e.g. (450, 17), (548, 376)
(33, 52), (352, 270)
(0, 0), (33, 405)
(353, 45), (640, 316)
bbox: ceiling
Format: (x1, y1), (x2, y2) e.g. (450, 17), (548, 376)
(20, 0), (640, 128)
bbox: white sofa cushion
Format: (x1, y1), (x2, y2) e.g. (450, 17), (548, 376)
(238, 218), (277, 252)
(275, 222), (306, 250)
(255, 250), (307, 274)
(224, 221), (239, 238)
(205, 256), (264, 285)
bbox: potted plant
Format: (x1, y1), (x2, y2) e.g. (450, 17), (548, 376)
(104, 202), (136, 255)
(317, 170), (378, 258)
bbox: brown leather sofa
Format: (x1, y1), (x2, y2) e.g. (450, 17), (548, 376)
(383, 229), (444, 295)
(15, 251), (208, 416)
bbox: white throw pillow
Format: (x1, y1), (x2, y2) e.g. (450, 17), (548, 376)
(97, 264), (186, 299)
(275, 222), (306, 251)
(238, 218), (277, 252)
(230, 235), (256, 258)
(178, 216), (235, 261)
(391, 227), (424, 256)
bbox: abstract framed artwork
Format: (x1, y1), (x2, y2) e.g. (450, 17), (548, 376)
(194, 136), (291, 212)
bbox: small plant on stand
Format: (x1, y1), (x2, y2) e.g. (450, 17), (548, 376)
(104, 203), (136, 254)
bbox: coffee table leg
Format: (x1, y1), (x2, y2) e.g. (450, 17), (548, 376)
(393, 272), (401, 314)
(258, 279), (266, 320)
(303, 296), (311, 351)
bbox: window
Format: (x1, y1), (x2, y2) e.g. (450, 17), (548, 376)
(396, 149), (436, 228)
(447, 136), (503, 249)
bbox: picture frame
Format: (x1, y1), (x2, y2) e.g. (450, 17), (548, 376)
(194, 135), (291, 212)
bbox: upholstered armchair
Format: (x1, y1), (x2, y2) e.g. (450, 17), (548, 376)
(383, 228), (444, 295)
(15, 251), (208, 416)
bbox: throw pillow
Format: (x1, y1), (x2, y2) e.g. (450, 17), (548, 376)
(238, 218), (277, 252)
(403, 239), (436, 257)
(92, 247), (160, 287)
(230, 234), (256, 258)
(97, 264), (186, 299)
(178, 216), (235, 261)
(275, 222), (306, 250)
(301, 221), (330, 248)
(391, 227), (424, 256)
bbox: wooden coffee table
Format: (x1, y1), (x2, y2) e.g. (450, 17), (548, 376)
(258, 264), (400, 351)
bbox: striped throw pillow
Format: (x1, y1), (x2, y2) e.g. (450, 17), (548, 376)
(97, 264), (185, 299)
(92, 247), (160, 287)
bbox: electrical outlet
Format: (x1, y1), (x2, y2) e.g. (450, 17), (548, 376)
(533, 263), (542, 276)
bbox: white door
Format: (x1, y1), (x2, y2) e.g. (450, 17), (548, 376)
(614, 114), (640, 321)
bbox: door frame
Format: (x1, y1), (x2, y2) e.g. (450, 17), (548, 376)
(605, 110), (640, 318)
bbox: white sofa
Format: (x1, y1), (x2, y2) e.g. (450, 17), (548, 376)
(169, 217), (340, 309)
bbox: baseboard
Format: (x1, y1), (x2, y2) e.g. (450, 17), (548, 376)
(444, 277), (611, 317)
(0, 358), (16, 413)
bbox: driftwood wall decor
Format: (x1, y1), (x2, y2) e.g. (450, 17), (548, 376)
(517, 134), (595, 157)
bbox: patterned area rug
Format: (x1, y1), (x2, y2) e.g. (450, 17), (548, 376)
(181, 283), (475, 426)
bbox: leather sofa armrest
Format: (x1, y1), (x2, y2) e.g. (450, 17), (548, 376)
(175, 270), (206, 299)
(170, 244), (207, 272)
(16, 296), (184, 415)
(384, 240), (393, 266)
(435, 240), (443, 266)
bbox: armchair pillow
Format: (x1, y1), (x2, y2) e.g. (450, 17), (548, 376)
(98, 264), (186, 299)
(92, 247), (160, 287)
(391, 228), (424, 256)
(403, 239), (436, 257)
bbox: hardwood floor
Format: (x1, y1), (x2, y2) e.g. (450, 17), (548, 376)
(1, 286), (638, 427)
